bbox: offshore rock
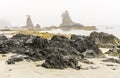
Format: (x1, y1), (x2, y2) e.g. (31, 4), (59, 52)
(35, 24), (41, 29)
(26, 15), (34, 28)
(59, 10), (84, 28)
(22, 15), (34, 28)
(60, 10), (74, 27)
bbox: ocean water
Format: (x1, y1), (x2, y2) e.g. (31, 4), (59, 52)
(41, 26), (120, 38)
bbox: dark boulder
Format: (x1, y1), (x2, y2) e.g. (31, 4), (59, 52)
(0, 34), (7, 40)
(41, 52), (80, 70)
(70, 35), (105, 58)
(48, 41), (84, 60)
(90, 31), (119, 48)
(51, 35), (69, 42)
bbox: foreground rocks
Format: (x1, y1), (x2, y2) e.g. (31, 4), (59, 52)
(90, 31), (119, 48)
(41, 53), (80, 70)
(0, 33), (104, 69)
(102, 58), (120, 64)
(105, 45), (120, 57)
(70, 35), (105, 58)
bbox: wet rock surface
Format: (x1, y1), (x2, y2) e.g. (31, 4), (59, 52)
(70, 35), (105, 58)
(41, 53), (80, 70)
(90, 31), (119, 48)
(105, 45), (120, 57)
(0, 34), (104, 69)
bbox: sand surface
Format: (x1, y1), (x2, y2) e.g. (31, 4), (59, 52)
(0, 49), (120, 78)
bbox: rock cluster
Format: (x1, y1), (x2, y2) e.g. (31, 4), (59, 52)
(0, 34), (104, 69)
(22, 15), (41, 29)
(90, 31), (119, 48)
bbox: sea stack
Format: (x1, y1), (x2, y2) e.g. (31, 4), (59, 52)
(26, 15), (34, 28)
(60, 10), (74, 27)
(59, 10), (84, 27)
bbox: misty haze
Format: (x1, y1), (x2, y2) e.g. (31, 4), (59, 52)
(0, 0), (120, 78)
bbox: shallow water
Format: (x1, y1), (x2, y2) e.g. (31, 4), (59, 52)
(41, 25), (120, 38)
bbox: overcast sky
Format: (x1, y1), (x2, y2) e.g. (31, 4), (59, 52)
(0, 0), (120, 27)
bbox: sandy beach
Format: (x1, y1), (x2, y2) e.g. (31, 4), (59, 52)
(0, 0), (120, 78)
(0, 49), (120, 78)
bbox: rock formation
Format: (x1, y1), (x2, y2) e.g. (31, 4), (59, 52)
(59, 10), (84, 28)
(60, 10), (74, 27)
(0, 34), (104, 69)
(90, 31), (119, 48)
(105, 45), (120, 56)
(26, 15), (34, 28)
(102, 58), (120, 64)
(35, 24), (41, 29)
(40, 10), (96, 31)
(22, 15), (34, 28)
(70, 35), (105, 58)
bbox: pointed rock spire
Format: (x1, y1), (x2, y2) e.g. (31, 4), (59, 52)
(60, 10), (74, 27)
(59, 10), (84, 27)
(26, 15), (34, 28)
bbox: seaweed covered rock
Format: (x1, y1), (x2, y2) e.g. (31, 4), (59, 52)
(0, 34), (8, 40)
(12, 34), (48, 48)
(70, 35), (105, 58)
(47, 41), (84, 60)
(90, 31), (119, 48)
(41, 53), (80, 70)
(51, 35), (69, 42)
(0, 35), (8, 53)
(0, 33), (105, 69)
(105, 45), (120, 57)
(1, 34), (49, 60)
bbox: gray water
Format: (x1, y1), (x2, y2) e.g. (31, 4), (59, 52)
(41, 26), (120, 38)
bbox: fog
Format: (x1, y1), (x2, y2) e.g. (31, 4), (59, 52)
(0, 0), (120, 27)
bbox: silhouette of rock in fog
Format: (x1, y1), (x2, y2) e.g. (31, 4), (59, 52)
(59, 10), (84, 27)
(22, 15), (34, 28)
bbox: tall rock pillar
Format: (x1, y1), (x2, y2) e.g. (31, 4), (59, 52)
(26, 15), (34, 28)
